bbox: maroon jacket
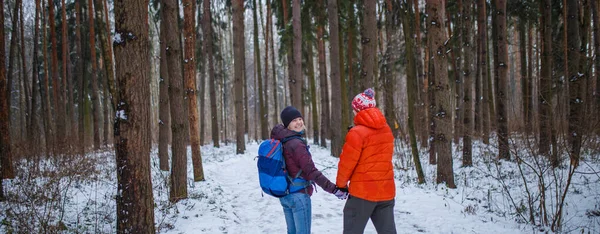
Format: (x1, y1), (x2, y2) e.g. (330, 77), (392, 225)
(270, 124), (337, 196)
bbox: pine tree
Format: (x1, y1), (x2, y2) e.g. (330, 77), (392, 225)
(113, 0), (156, 230)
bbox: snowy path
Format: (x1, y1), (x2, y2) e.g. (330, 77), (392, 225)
(161, 142), (527, 234)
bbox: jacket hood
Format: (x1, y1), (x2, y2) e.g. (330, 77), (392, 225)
(270, 124), (302, 140)
(353, 108), (388, 129)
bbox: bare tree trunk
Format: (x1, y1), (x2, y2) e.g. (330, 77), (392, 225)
(328, 0), (342, 157)
(113, 0), (156, 230)
(519, 23), (530, 135)
(414, 0), (427, 146)
(49, 0), (67, 151)
(60, 0), (71, 147)
(307, 41), (319, 145)
(593, 0), (600, 127)
(289, 0), (302, 108)
(539, 0), (553, 159)
(158, 6), (171, 171)
(30, 0), (42, 152)
(7, 0), (20, 145)
(186, 0), (204, 181)
(19, 2), (30, 145)
(269, 0), (278, 126)
(0, 0), (15, 180)
(253, 0), (268, 140)
(163, 0), (188, 202)
(566, 0), (582, 167)
(204, 0), (220, 148)
(76, 0), (85, 156)
(233, 0), (246, 154)
(196, 6), (205, 145)
(479, 0), (490, 144)
(462, 0), (474, 167)
(494, 0), (510, 160)
(361, 0), (377, 89)
(399, 0), (425, 183)
(427, 0), (456, 188)
(316, 1), (329, 147)
(263, 0), (271, 130)
(86, 0), (101, 150)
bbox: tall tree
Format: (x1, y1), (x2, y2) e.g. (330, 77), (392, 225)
(50, 0), (68, 151)
(316, 0), (329, 148)
(87, 0), (101, 150)
(95, 0), (116, 109)
(76, 0), (85, 156)
(289, 0), (303, 108)
(566, 0), (582, 167)
(360, 0), (377, 89)
(7, 0), (19, 141)
(254, 0), (268, 139)
(493, 0), (509, 160)
(205, 0), (220, 147)
(42, 1), (54, 154)
(158, 5), (170, 171)
(462, 0), (474, 166)
(539, 0), (553, 160)
(30, 0), (42, 149)
(19, 1), (31, 142)
(427, 0), (456, 188)
(269, 0), (279, 126)
(163, 0), (188, 201)
(479, 0), (490, 144)
(61, 0), (70, 144)
(0, 0), (15, 181)
(399, 0), (425, 184)
(233, 0), (246, 154)
(113, 0), (156, 230)
(593, 0), (600, 124)
(328, 0), (342, 157)
(519, 22), (530, 135)
(186, 0), (204, 181)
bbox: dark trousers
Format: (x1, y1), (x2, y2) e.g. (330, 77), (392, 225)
(343, 196), (396, 234)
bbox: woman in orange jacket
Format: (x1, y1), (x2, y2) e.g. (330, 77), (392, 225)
(336, 88), (396, 234)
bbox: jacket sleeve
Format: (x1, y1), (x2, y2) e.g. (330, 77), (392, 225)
(336, 129), (363, 188)
(289, 140), (337, 194)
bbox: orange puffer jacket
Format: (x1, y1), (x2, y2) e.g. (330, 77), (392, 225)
(336, 107), (395, 202)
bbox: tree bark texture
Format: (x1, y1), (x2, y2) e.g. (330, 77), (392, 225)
(87, 0), (101, 150)
(158, 6), (170, 171)
(566, 0), (582, 167)
(233, 0), (246, 154)
(289, 0), (302, 108)
(204, 0), (220, 148)
(399, 0), (425, 184)
(163, 0), (188, 202)
(539, 0), (553, 159)
(186, 0), (204, 181)
(462, 0), (473, 167)
(494, 0), (510, 160)
(0, 0), (15, 180)
(427, 0), (456, 188)
(328, 0), (342, 157)
(113, 0), (156, 231)
(316, 5), (329, 147)
(360, 0), (377, 89)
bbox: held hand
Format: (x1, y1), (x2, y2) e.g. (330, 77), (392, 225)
(333, 188), (349, 200)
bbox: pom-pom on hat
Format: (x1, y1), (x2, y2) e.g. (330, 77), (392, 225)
(280, 106), (303, 128)
(352, 88), (376, 112)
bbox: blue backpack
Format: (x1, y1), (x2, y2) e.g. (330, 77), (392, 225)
(257, 137), (310, 197)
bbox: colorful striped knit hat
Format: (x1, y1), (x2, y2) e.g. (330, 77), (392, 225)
(351, 88), (376, 112)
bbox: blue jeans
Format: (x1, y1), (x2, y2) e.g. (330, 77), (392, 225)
(279, 192), (311, 234)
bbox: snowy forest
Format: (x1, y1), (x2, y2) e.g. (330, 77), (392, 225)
(0, 0), (599, 233)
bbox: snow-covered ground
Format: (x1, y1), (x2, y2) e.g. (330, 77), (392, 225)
(1, 139), (599, 233)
